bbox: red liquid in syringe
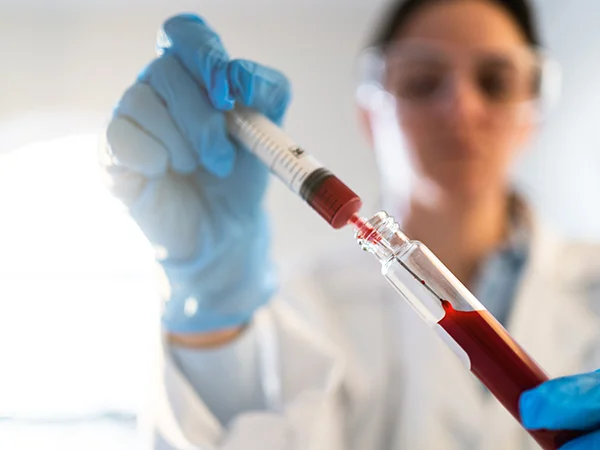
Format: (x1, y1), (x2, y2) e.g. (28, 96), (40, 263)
(438, 300), (585, 449)
(305, 173), (362, 229)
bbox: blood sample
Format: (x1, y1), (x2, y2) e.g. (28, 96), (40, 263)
(226, 106), (362, 228)
(438, 300), (584, 449)
(353, 211), (591, 449)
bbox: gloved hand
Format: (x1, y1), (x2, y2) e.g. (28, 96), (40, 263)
(520, 369), (600, 450)
(101, 14), (292, 333)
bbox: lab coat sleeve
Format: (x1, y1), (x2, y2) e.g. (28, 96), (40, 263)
(148, 298), (348, 450)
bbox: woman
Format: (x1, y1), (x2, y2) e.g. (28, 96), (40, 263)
(102, 0), (600, 448)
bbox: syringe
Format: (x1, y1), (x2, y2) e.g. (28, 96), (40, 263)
(353, 211), (595, 449)
(226, 106), (362, 229)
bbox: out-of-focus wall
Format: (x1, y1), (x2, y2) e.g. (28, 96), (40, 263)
(515, 0), (600, 242)
(0, 0), (598, 276)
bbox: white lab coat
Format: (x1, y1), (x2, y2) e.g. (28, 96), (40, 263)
(145, 214), (600, 450)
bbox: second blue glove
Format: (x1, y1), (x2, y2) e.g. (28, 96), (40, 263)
(520, 369), (600, 450)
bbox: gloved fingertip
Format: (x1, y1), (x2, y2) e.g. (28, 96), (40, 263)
(519, 391), (542, 429)
(158, 14), (205, 53)
(227, 59), (253, 104)
(162, 13), (207, 34)
(560, 432), (600, 450)
(226, 59), (291, 124)
(208, 64), (235, 110)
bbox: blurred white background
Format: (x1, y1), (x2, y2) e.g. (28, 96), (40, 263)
(0, 0), (598, 448)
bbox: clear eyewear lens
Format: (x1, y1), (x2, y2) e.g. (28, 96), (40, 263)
(358, 41), (555, 108)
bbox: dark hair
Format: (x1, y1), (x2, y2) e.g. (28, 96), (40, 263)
(369, 0), (540, 50)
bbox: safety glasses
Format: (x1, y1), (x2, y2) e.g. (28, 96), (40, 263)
(357, 39), (561, 110)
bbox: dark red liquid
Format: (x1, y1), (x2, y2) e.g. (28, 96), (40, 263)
(307, 175), (362, 229)
(438, 300), (585, 449)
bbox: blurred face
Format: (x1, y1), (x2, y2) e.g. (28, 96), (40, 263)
(368, 0), (540, 200)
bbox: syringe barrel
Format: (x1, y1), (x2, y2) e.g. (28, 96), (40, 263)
(226, 106), (362, 229)
(356, 211), (586, 450)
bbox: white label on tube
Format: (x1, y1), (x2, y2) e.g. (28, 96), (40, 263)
(227, 108), (323, 194)
(433, 324), (471, 369)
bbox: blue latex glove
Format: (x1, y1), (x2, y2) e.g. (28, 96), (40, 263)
(102, 14), (292, 333)
(520, 370), (600, 449)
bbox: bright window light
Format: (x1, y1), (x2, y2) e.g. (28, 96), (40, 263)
(0, 134), (159, 449)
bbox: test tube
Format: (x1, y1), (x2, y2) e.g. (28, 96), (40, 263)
(354, 211), (587, 450)
(226, 106), (362, 229)
(227, 107), (591, 447)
